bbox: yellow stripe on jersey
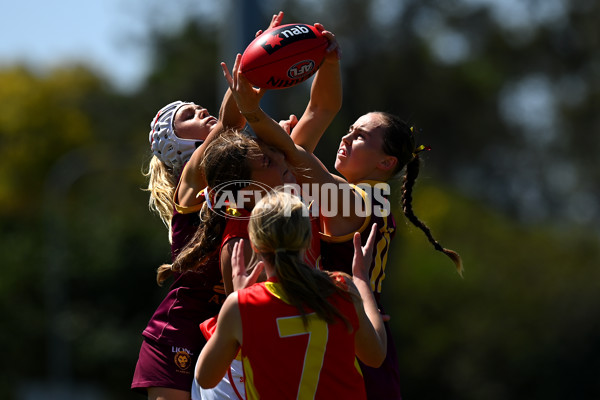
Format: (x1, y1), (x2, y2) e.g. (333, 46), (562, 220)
(354, 357), (363, 377)
(242, 355), (260, 400)
(173, 200), (204, 214)
(370, 218), (391, 293)
(265, 281), (291, 305)
(172, 175), (206, 214)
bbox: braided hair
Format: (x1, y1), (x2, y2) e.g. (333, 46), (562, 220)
(376, 112), (463, 275)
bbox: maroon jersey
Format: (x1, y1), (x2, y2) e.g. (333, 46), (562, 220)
(170, 204), (202, 261)
(319, 181), (402, 400)
(319, 181), (396, 303)
(141, 202), (231, 351)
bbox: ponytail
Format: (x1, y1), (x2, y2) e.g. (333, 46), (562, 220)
(250, 191), (358, 329)
(157, 263), (174, 286)
(273, 251), (354, 330)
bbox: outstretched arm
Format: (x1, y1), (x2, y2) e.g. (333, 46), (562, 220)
(218, 11), (284, 129)
(221, 54), (305, 165)
(175, 90), (238, 208)
(195, 293), (242, 388)
(175, 13), (285, 208)
(290, 24), (342, 152)
(221, 55), (365, 236)
(351, 224), (387, 367)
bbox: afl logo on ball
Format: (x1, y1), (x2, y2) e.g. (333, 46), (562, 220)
(288, 60), (315, 79)
(174, 350), (192, 371)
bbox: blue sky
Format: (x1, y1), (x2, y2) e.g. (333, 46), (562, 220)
(0, 0), (217, 91)
(2, 0), (559, 92)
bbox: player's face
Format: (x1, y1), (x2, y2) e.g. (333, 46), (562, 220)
(173, 104), (218, 141)
(250, 144), (296, 189)
(335, 113), (388, 183)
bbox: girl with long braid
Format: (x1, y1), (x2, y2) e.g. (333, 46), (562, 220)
(195, 190), (387, 399)
(222, 54), (462, 399)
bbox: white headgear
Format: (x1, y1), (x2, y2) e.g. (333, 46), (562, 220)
(149, 101), (204, 170)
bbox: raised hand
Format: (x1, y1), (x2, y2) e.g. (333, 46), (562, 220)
(352, 223), (378, 283)
(221, 54), (266, 114)
(231, 239), (264, 292)
(314, 23), (342, 60)
(255, 11), (284, 38)
(279, 114), (299, 135)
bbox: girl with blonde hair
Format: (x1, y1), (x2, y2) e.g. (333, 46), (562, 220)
(195, 190), (387, 399)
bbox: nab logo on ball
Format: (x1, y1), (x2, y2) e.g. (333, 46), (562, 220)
(260, 24), (317, 55)
(240, 23), (328, 89)
(288, 60), (315, 79)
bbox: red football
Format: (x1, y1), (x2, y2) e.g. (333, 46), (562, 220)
(240, 23), (328, 89)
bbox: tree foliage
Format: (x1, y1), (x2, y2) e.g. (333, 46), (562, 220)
(1, 0), (599, 399)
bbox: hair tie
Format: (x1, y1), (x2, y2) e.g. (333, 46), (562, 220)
(274, 248), (287, 254)
(202, 187), (214, 210)
(412, 144), (431, 158)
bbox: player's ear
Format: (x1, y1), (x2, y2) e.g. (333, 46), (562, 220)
(377, 155), (397, 172)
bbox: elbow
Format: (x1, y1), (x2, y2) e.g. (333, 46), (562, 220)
(360, 348), (386, 368)
(195, 374), (219, 390)
(373, 347), (387, 367)
(195, 363), (225, 389)
(357, 337), (387, 367)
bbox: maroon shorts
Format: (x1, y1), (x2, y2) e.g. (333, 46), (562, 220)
(131, 337), (205, 393)
(359, 321), (403, 399)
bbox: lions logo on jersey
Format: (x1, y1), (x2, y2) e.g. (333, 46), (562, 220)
(174, 350), (191, 371)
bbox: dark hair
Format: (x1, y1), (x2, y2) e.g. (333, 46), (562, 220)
(157, 129), (261, 285)
(376, 112), (463, 275)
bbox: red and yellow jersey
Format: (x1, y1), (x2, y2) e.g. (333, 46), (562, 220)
(238, 277), (366, 400)
(220, 207), (321, 269)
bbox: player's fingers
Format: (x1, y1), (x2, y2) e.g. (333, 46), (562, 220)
(269, 14), (278, 28)
(220, 62), (234, 87)
(232, 240), (245, 273)
(289, 114), (298, 129)
(255, 29), (263, 38)
(248, 261), (265, 285)
(352, 232), (363, 261)
(363, 224), (378, 260)
(232, 54), (244, 87)
(232, 53), (242, 75)
(321, 31), (339, 52)
(257, 87), (268, 96)
(279, 120), (291, 134)
(272, 11), (284, 27)
(237, 72), (251, 87)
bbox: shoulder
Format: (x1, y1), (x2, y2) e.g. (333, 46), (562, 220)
(220, 292), (241, 321)
(213, 292), (243, 344)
